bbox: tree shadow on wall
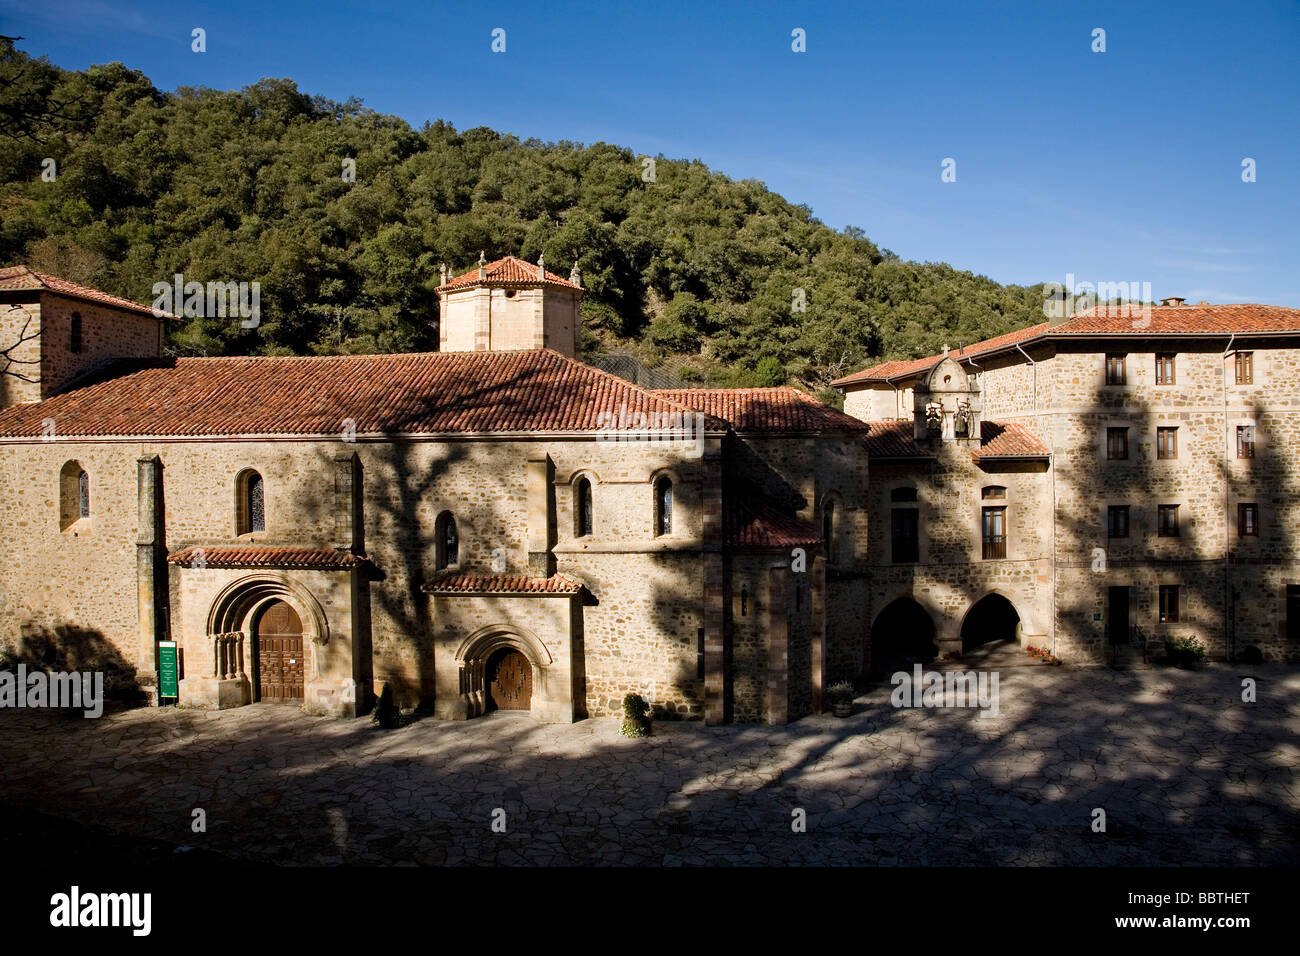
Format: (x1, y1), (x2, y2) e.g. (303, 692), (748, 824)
(2, 622), (143, 703)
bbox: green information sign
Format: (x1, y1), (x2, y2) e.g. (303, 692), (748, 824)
(159, 641), (179, 699)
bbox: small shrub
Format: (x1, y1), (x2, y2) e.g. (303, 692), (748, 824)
(825, 681), (854, 705)
(1164, 636), (1207, 669)
(620, 693), (651, 737)
(372, 683), (401, 729)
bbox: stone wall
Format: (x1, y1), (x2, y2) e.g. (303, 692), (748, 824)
(866, 449), (1051, 662)
(38, 293), (162, 400)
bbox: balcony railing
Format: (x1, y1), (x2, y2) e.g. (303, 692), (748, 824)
(982, 535), (1006, 559)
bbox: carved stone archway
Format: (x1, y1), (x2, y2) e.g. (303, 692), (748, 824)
(454, 624), (554, 720)
(201, 574), (332, 703)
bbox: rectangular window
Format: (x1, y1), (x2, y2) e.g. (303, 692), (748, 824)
(1107, 505), (1130, 539)
(891, 508), (918, 563)
(1236, 425), (1255, 459)
(1156, 353), (1176, 384)
(1157, 427), (1178, 460)
(982, 506), (1006, 559)
(1157, 504), (1180, 537)
(1235, 351), (1253, 385)
(1105, 353), (1127, 385)
(1106, 427), (1129, 460)
(1238, 503), (1258, 537)
(1159, 585), (1180, 623)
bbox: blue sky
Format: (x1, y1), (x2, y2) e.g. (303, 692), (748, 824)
(4, 0), (1298, 305)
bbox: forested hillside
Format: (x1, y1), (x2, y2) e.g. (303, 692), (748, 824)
(0, 40), (1049, 396)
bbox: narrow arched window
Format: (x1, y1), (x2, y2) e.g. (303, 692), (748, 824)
(237, 470), (265, 535)
(69, 312), (83, 354)
(654, 476), (673, 537)
(435, 511), (459, 569)
(59, 461), (90, 531)
(576, 477), (593, 537)
(822, 499), (836, 565)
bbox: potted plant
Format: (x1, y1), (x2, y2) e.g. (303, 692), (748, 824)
(1026, 645), (1062, 665)
(620, 693), (652, 737)
(826, 681), (855, 717)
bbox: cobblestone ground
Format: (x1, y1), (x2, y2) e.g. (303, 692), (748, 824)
(1, 664), (1297, 865)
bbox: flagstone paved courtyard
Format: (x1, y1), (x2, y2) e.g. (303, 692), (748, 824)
(1, 664), (1297, 866)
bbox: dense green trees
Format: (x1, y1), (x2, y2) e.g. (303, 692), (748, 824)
(0, 40), (1048, 390)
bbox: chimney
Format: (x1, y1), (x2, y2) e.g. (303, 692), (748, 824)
(569, 258), (582, 288)
(1160, 297), (1185, 307)
(439, 263), (448, 286)
(477, 251), (486, 281)
(1044, 286), (1071, 327)
(537, 254), (545, 280)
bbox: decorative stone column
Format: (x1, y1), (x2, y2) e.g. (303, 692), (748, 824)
(766, 564), (789, 725)
(135, 454), (163, 704)
(702, 441), (726, 724)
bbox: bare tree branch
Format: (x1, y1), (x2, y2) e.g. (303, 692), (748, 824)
(1, 306), (42, 383)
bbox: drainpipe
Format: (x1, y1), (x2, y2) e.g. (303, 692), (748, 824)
(1222, 333), (1235, 661)
(885, 373), (905, 419)
(1016, 342), (1056, 656)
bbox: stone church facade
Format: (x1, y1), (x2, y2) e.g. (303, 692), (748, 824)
(0, 262), (1296, 728)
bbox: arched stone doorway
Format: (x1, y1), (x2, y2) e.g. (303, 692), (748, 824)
(190, 573), (334, 711)
(455, 624), (553, 720)
(253, 600), (304, 702)
(961, 593), (1022, 655)
(869, 597), (938, 679)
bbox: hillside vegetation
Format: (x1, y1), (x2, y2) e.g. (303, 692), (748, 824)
(0, 40), (1049, 396)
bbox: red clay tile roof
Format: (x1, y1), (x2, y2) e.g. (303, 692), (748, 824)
(1059, 301), (1300, 334)
(863, 420), (932, 458)
(833, 324), (1049, 387)
(654, 387), (868, 434)
(421, 572), (584, 594)
(0, 265), (176, 319)
(166, 546), (366, 569)
(724, 491), (821, 550)
(436, 256), (581, 291)
(976, 421), (1050, 458)
(0, 349), (728, 439)
(834, 302), (1300, 387)
(864, 420), (1049, 460)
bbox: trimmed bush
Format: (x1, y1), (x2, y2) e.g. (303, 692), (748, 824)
(619, 693), (651, 737)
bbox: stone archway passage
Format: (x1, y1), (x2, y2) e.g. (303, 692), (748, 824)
(486, 648), (532, 712)
(962, 593), (1021, 654)
(869, 598), (937, 679)
(256, 600), (304, 702)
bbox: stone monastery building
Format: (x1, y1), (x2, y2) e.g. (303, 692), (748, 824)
(0, 259), (1297, 725)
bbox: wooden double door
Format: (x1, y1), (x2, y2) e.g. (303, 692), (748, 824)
(256, 600), (304, 701)
(486, 648), (532, 712)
